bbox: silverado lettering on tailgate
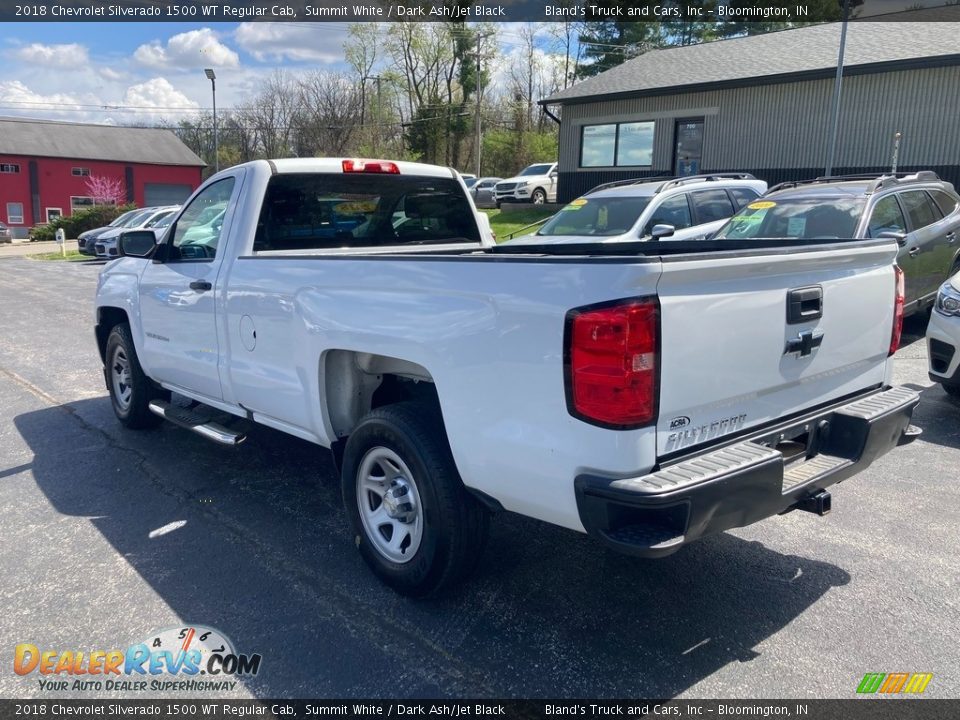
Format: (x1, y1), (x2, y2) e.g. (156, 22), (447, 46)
(665, 413), (747, 452)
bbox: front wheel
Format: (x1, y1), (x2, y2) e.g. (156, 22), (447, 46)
(104, 323), (166, 429)
(341, 402), (489, 597)
(943, 384), (960, 402)
(531, 188), (547, 204)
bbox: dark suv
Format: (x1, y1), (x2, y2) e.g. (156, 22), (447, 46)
(714, 172), (960, 316)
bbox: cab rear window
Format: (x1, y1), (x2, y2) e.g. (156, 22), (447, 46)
(253, 174), (480, 252)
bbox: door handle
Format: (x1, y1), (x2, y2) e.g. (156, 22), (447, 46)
(189, 280), (212, 292)
(908, 246), (921, 257)
(947, 232), (957, 244)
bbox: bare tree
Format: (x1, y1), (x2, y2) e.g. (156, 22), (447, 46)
(295, 72), (363, 157)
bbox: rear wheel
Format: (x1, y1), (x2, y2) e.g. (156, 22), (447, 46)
(341, 402), (489, 597)
(104, 323), (167, 429)
(531, 188), (547, 204)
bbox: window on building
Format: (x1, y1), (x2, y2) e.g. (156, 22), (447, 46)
(1, 163), (20, 174)
(7, 202), (24, 224)
(580, 125), (616, 168)
(899, 190), (941, 231)
(71, 167), (91, 176)
(46, 208), (62, 223)
(690, 189), (735, 224)
(70, 196), (94, 214)
(580, 121), (655, 168)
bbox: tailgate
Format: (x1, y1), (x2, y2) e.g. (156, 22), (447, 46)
(655, 241), (899, 458)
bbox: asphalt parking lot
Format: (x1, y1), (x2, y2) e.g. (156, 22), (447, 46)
(1, 256), (958, 700)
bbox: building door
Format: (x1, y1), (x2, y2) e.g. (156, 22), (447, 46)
(145, 183), (193, 207)
(674, 119), (704, 176)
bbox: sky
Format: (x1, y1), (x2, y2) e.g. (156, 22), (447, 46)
(0, 22), (560, 126)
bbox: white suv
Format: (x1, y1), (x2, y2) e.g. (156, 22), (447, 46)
(505, 173), (767, 244)
(494, 163), (558, 206)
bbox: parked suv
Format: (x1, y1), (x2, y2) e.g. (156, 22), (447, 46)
(927, 268), (960, 400)
(713, 172), (960, 316)
(505, 173), (767, 245)
(494, 163), (558, 205)
(95, 207), (178, 259)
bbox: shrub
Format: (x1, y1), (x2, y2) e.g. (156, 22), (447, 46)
(29, 203), (138, 241)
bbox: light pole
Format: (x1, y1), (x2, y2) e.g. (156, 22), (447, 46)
(204, 68), (218, 174)
(825, 0), (850, 177)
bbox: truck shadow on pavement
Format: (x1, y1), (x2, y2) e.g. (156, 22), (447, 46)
(16, 398), (851, 698)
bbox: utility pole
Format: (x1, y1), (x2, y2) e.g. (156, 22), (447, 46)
(363, 75), (383, 156)
(472, 32), (493, 177)
(825, 0), (850, 177)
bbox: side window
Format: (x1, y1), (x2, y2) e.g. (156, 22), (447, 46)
(170, 178), (236, 260)
(899, 190), (941, 232)
(646, 194), (692, 234)
(729, 188), (761, 210)
(690, 189), (735, 224)
(929, 189), (959, 217)
(867, 195), (907, 237)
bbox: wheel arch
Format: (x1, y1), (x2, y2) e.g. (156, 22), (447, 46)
(95, 306), (130, 362)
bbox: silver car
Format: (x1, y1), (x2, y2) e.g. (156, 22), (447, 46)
(469, 177), (502, 209)
(505, 173), (767, 245)
(0, 221), (11, 244)
(713, 172), (960, 316)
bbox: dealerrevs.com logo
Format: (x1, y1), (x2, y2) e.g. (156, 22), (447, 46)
(14, 625), (262, 692)
(856, 673), (933, 695)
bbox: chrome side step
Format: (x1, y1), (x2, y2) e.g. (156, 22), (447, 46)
(148, 400), (246, 446)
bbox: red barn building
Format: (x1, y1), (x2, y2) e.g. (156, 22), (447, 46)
(0, 118), (205, 239)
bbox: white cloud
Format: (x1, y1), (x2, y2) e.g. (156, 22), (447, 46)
(0, 80), (115, 123)
(134, 28), (239, 70)
(12, 43), (89, 68)
(234, 23), (345, 63)
(123, 77), (199, 111)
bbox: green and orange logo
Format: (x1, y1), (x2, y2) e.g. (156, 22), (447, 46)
(857, 673), (933, 694)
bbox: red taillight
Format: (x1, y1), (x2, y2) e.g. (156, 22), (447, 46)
(342, 159), (400, 174)
(566, 299), (659, 427)
(890, 265), (905, 356)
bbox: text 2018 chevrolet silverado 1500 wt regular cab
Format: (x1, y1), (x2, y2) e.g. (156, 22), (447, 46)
(95, 158), (920, 597)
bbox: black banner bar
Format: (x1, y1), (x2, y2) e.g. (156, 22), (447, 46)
(0, 700), (957, 720)
(2, 0), (960, 23)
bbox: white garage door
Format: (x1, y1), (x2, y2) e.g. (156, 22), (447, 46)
(144, 183), (193, 207)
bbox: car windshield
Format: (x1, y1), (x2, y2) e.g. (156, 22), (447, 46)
(152, 213), (176, 229)
(519, 164), (553, 177)
(124, 210), (156, 228)
(109, 211), (138, 227)
(145, 210), (175, 228)
(463, 178), (477, 188)
(714, 197), (866, 240)
(537, 196), (651, 237)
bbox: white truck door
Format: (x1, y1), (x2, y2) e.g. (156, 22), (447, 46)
(138, 171), (244, 400)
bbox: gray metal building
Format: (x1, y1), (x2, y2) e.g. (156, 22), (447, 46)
(540, 22), (960, 203)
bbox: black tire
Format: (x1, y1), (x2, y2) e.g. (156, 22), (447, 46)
(531, 188), (547, 204)
(104, 323), (167, 429)
(341, 402), (489, 598)
(943, 384), (960, 401)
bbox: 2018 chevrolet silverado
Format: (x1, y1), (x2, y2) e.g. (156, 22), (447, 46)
(95, 158), (920, 597)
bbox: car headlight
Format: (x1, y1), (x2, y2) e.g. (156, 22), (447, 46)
(935, 281), (960, 316)
(517, 181), (528, 189)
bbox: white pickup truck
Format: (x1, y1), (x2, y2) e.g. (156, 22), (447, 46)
(96, 158), (920, 597)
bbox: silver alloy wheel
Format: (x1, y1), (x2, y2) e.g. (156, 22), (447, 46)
(356, 446), (424, 564)
(532, 190), (546, 204)
(110, 346), (133, 410)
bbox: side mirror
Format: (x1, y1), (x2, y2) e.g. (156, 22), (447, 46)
(118, 230), (157, 258)
(878, 230), (908, 247)
(651, 223), (676, 240)
(549, 171), (558, 179)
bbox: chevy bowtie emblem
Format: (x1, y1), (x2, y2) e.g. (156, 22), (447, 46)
(785, 329), (824, 357)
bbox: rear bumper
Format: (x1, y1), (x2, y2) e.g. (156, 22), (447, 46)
(575, 386), (920, 558)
